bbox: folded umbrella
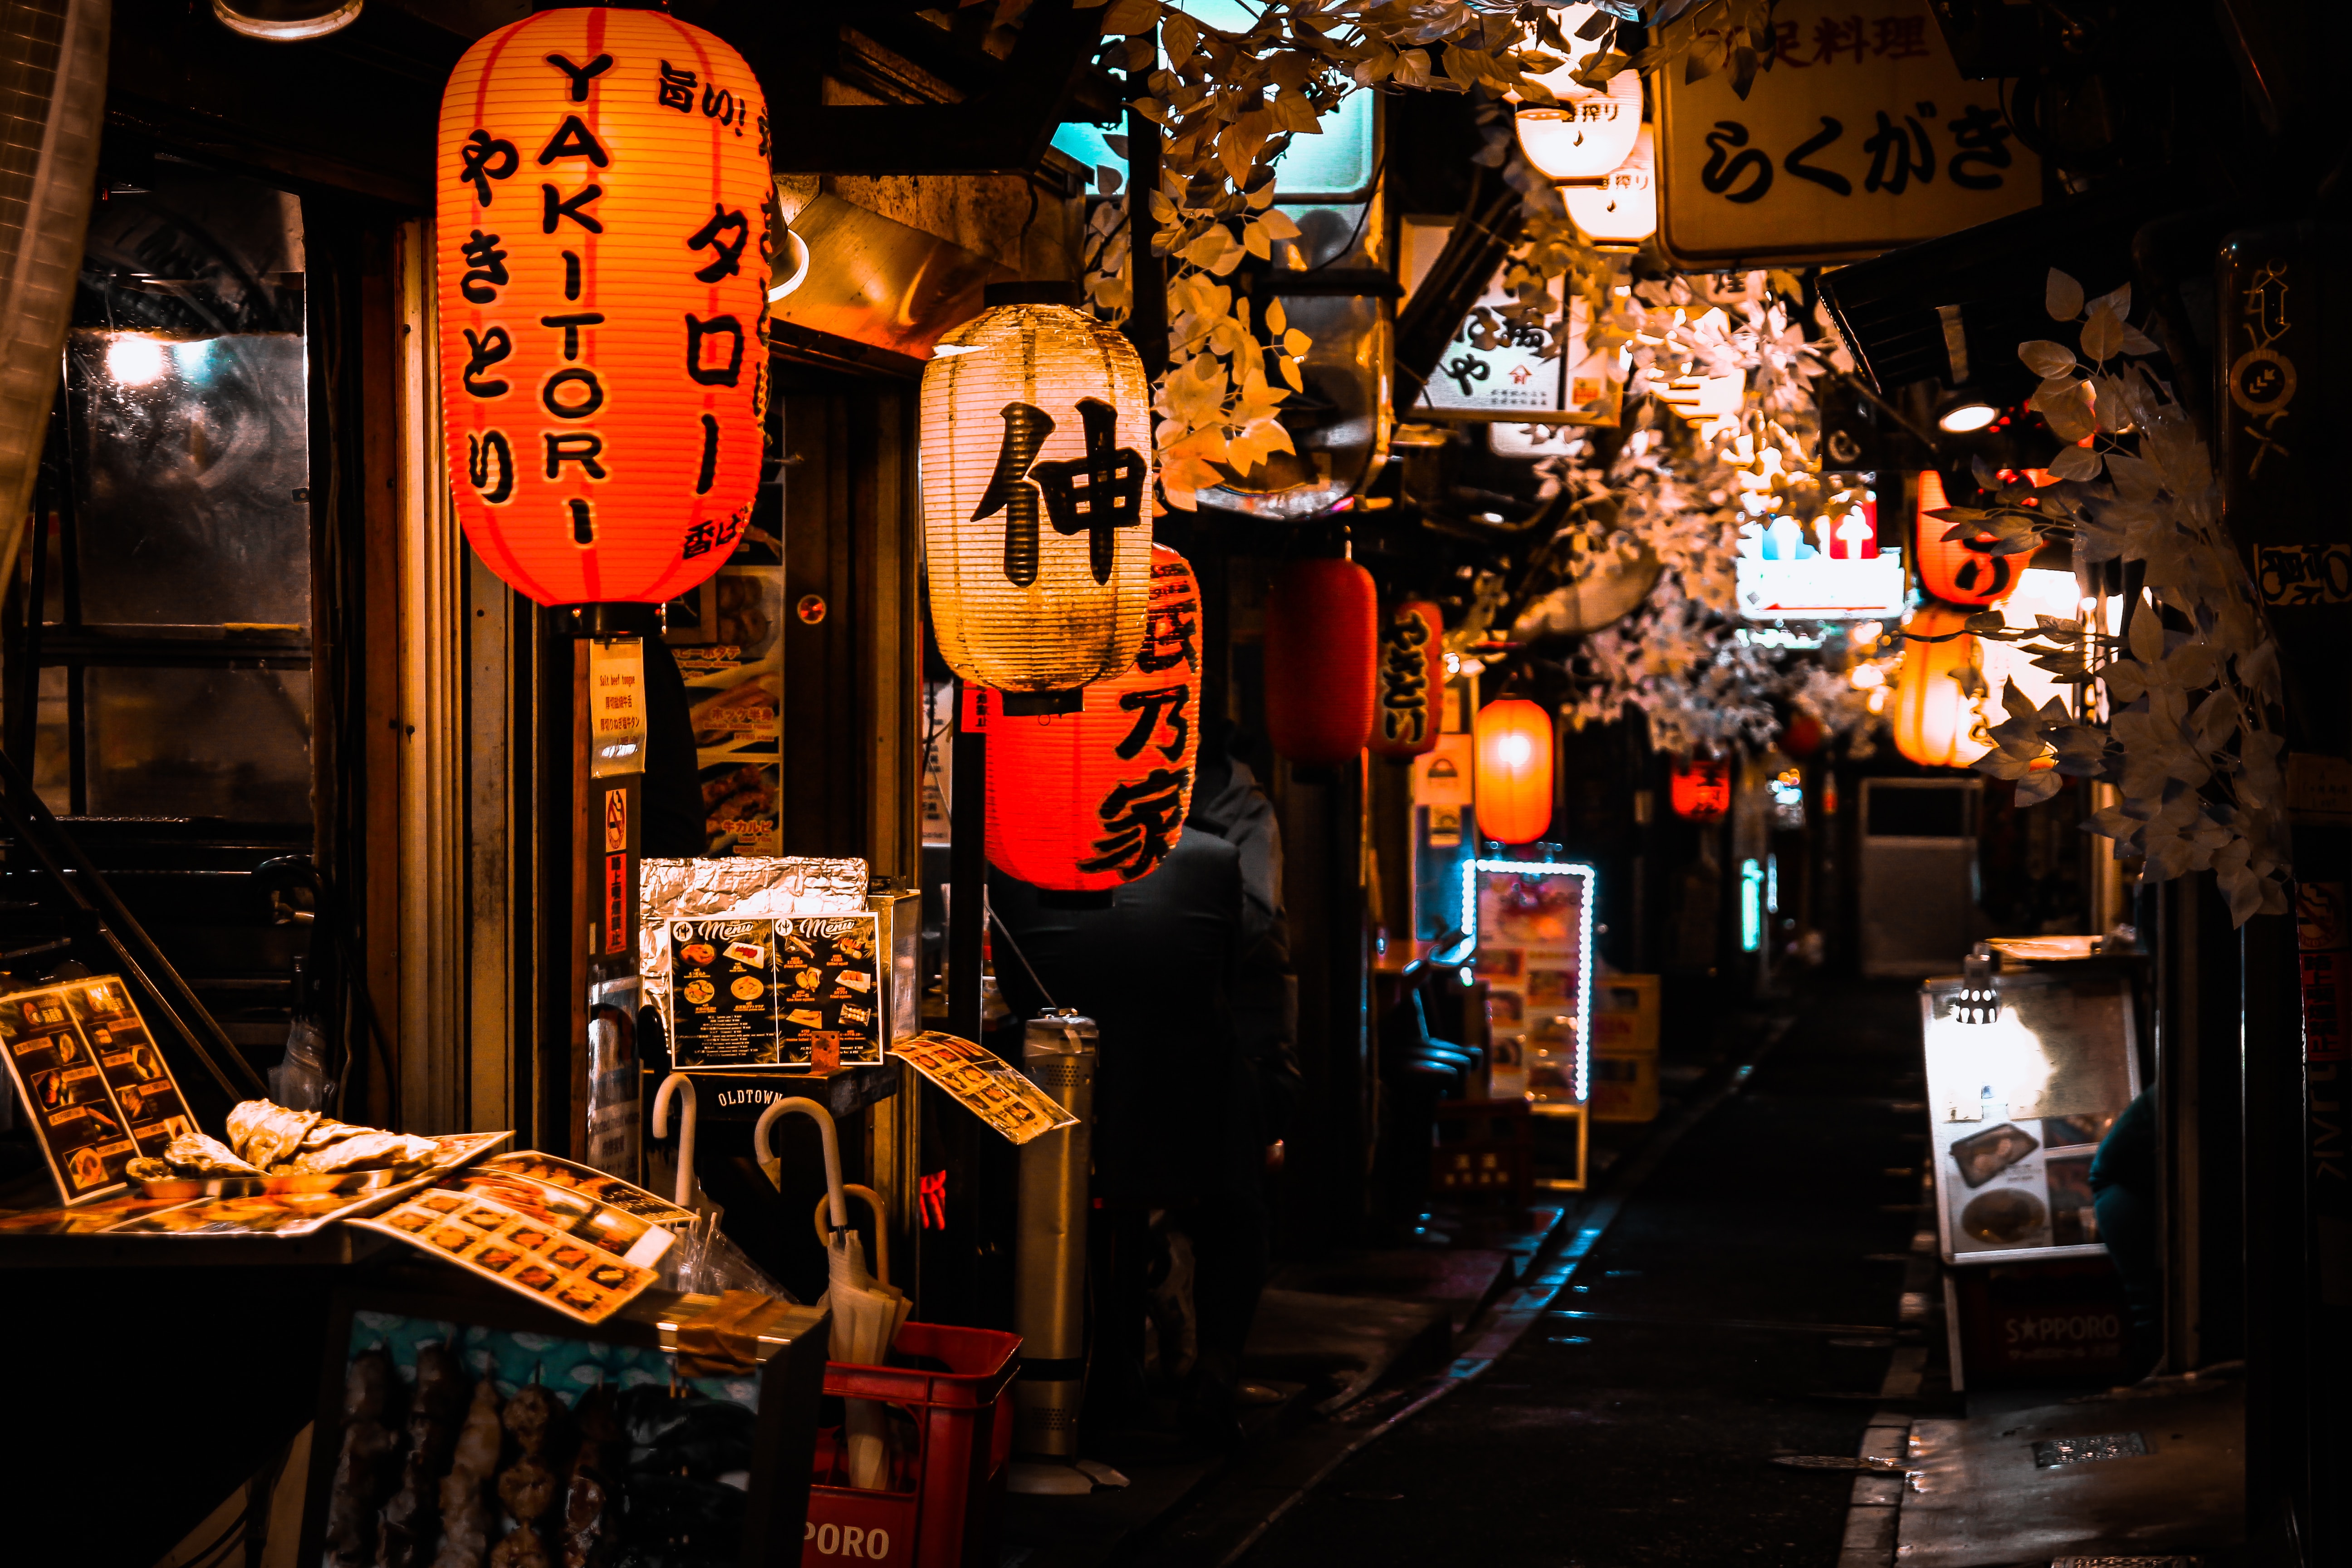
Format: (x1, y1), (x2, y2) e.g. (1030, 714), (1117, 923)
(757, 1097), (910, 1490)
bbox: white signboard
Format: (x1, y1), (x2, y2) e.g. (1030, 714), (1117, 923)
(1414, 269), (1620, 425)
(1656, 0), (2041, 265)
(1736, 555), (1906, 620)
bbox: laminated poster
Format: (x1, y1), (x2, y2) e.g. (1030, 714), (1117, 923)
(668, 916), (782, 1068)
(348, 1187), (661, 1325)
(775, 913), (883, 1070)
(666, 539), (784, 858)
(0, 977), (196, 1204)
(892, 1031), (1076, 1147)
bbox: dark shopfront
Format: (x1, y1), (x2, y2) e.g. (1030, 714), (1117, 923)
(4, 3), (2352, 1566)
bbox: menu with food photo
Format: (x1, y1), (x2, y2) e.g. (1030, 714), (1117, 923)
(0, 977), (195, 1203)
(776, 913), (885, 1068)
(349, 1188), (661, 1324)
(666, 916), (780, 1067)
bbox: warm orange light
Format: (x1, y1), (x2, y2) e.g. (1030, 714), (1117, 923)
(1473, 698), (1554, 844)
(1891, 605), (1990, 767)
(1669, 758), (1731, 821)
(985, 547), (1200, 891)
(1915, 470), (2020, 607)
(436, 9), (773, 606)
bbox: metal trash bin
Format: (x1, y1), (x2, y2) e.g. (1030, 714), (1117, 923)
(1012, 1009), (1096, 1457)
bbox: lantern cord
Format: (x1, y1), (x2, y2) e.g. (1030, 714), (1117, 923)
(985, 894), (1058, 1012)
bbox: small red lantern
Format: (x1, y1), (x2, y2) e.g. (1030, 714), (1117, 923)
(985, 546), (1202, 890)
(1670, 758), (1731, 821)
(1915, 469), (2020, 607)
(1264, 557), (1375, 767)
(1472, 698), (1554, 844)
(1779, 713), (1823, 759)
(1368, 599), (1443, 759)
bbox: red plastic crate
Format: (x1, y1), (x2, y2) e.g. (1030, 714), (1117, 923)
(802, 1320), (1021, 1568)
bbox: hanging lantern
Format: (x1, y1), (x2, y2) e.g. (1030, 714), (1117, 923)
(1779, 712), (1824, 759)
(1670, 758), (1732, 821)
(922, 297), (1154, 694)
(1515, 67), (1643, 182)
(985, 546), (1201, 891)
(1368, 599), (1443, 759)
(1914, 470), (2020, 607)
(1564, 126), (1656, 247)
(1892, 605), (1991, 767)
(1264, 557), (1376, 767)
(1473, 698), (1554, 844)
(436, 9), (774, 607)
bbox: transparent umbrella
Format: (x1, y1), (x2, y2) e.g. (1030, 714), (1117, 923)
(756, 1096), (909, 1490)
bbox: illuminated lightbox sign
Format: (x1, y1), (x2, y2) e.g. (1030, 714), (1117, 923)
(1735, 554), (1905, 620)
(1461, 859), (1595, 1104)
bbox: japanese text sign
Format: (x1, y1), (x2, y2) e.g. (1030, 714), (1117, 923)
(1656, 0), (2040, 265)
(436, 8), (774, 607)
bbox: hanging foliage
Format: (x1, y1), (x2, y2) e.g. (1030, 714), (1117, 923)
(1931, 271), (2288, 925)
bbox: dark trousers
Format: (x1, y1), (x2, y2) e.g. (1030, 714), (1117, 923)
(2093, 1180), (2162, 1375)
(1092, 1191), (1269, 1423)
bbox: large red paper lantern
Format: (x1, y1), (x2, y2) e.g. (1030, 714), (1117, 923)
(1264, 558), (1375, 766)
(985, 546), (1202, 891)
(1914, 469), (2019, 608)
(1670, 758), (1731, 821)
(1368, 599), (1443, 759)
(1473, 698), (1554, 844)
(437, 8), (772, 606)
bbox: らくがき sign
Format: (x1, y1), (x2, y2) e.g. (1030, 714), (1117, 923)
(1656, 0), (2040, 265)
(436, 8), (774, 606)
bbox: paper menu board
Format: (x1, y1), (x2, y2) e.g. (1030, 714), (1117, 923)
(775, 913), (883, 1069)
(347, 1188), (660, 1324)
(0, 978), (194, 1203)
(892, 1032), (1076, 1147)
(669, 916), (782, 1068)
(1466, 863), (1594, 1104)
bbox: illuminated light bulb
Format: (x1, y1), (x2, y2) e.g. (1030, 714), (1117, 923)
(107, 335), (167, 387)
(1938, 400), (1999, 434)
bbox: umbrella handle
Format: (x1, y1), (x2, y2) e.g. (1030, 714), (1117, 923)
(651, 1072), (698, 1210)
(753, 1095), (847, 1231)
(811, 1184), (889, 1286)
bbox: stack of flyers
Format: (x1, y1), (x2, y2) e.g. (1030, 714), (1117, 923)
(475, 1151), (698, 1226)
(0, 977), (196, 1202)
(350, 1189), (660, 1324)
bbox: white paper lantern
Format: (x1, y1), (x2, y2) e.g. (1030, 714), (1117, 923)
(921, 303), (1153, 692)
(1565, 126), (1656, 245)
(1516, 67), (1643, 182)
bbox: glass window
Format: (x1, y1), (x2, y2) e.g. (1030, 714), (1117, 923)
(1051, 0), (1377, 200)
(17, 164), (314, 825)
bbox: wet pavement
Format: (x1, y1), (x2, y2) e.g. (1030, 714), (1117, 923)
(1235, 980), (1933, 1568)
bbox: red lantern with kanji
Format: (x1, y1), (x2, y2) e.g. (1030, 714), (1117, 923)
(985, 546), (1202, 891)
(1670, 758), (1731, 821)
(1915, 469), (2019, 607)
(437, 8), (773, 606)
(1473, 698), (1554, 844)
(1367, 599), (1443, 759)
(1264, 557), (1375, 767)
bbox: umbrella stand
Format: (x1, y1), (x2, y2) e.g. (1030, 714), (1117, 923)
(757, 1097), (911, 1490)
(651, 1072), (700, 1209)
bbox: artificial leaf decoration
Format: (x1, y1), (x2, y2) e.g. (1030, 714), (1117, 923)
(2019, 340), (2078, 377)
(2047, 268), (2085, 321)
